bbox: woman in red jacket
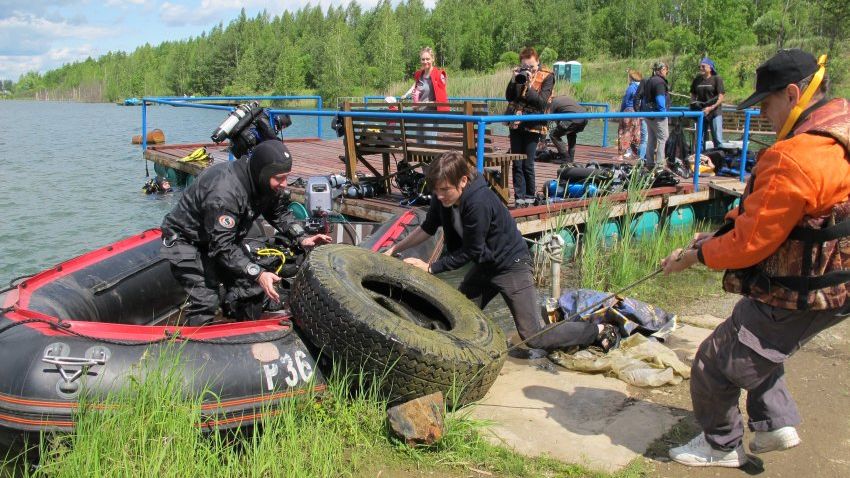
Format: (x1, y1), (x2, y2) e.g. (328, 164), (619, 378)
(401, 47), (448, 144)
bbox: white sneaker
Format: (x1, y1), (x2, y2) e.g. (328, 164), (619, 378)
(749, 426), (801, 454)
(669, 433), (747, 468)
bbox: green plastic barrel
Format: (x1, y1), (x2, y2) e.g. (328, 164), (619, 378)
(629, 211), (660, 239)
(602, 220), (620, 247)
(153, 163), (181, 185)
(533, 229), (577, 260)
(669, 206), (695, 233)
(288, 201), (310, 220)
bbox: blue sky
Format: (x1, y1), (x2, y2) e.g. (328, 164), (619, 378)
(0, 0), (434, 82)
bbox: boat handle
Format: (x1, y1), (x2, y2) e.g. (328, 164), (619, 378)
(42, 355), (107, 386)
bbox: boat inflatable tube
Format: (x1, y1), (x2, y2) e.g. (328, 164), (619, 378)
(290, 244), (506, 407)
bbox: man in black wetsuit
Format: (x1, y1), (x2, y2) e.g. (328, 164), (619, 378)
(160, 140), (331, 325)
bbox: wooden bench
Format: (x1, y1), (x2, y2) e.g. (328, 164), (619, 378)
(340, 100), (525, 204)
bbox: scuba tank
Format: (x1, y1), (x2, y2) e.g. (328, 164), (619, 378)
(211, 101), (261, 143)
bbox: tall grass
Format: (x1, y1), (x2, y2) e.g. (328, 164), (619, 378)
(22, 347), (389, 478)
(535, 168), (703, 295)
(4, 346), (639, 478)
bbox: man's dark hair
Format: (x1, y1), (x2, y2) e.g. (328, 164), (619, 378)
(426, 151), (476, 187)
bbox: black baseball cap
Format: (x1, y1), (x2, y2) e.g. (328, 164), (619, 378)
(737, 49), (819, 110)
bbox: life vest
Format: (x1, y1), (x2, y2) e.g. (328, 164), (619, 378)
(413, 68), (449, 112)
(722, 99), (850, 310)
(507, 67), (554, 134)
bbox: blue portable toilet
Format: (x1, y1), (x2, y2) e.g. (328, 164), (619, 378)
(552, 61), (568, 82)
(564, 61), (582, 83)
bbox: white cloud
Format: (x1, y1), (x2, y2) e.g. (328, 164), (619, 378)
(0, 13), (114, 56)
(105, 0), (148, 6)
(0, 44), (97, 80)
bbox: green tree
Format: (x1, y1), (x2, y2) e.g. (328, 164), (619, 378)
(317, 20), (362, 102)
(363, 0), (405, 90)
(274, 38), (306, 94)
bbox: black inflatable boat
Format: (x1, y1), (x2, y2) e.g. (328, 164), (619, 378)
(0, 209), (440, 445)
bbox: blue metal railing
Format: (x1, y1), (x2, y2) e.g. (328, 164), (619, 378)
(140, 95), (323, 154)
(363, 96), (613, 147)
(139, 95), (766, 190)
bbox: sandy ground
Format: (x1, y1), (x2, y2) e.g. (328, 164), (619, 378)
(644, 294), (850, 478)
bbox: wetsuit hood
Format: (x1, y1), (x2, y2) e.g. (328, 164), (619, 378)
(249, 140), (292, 197)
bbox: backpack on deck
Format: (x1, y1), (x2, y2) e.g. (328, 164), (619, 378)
(665, 118), (692, 168)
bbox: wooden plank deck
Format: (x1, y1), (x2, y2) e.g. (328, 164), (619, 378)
(143, 136), (746, 232)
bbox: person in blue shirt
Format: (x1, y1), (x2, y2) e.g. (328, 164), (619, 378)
(640, 62), (670, 168)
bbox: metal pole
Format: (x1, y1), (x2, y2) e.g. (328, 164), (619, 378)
(317, 97), (323, 138)
(740, 111), (752, 183)
(693, 112), (704, 191)
(601, 104), (610, 147)
(141, 101), (148, 153)
(476, 119), (486, 173)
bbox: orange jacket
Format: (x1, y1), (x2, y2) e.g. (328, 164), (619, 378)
(700, 98), (850, 270)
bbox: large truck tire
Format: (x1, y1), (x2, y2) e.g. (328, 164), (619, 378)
(290, 244), (505, 407)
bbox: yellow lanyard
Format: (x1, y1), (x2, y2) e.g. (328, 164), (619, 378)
(776, 54), (828, 141)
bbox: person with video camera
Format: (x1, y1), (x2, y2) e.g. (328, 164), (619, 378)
(505, 47), (555, 201)
(690, 57), (726, 149)
(160, 140), (331, 326)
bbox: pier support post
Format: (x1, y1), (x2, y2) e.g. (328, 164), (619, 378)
(545, 234), (565, 299)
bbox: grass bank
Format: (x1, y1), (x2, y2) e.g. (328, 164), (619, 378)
(2, 349), (648, 478)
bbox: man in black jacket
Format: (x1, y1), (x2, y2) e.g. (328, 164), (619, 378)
(160, 140), (331, 325)
(384, 151), (612, 351)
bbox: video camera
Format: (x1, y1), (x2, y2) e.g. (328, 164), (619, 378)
(211, 101), (292, 158)
(515, 65), (533, 85)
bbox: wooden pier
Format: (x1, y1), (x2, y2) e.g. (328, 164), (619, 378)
(143, 136), (745, 233)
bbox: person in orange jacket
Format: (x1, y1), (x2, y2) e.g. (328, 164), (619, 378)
(661, 49), (850, 468)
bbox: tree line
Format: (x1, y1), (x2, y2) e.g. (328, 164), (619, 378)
(8, 0), (849, 103)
